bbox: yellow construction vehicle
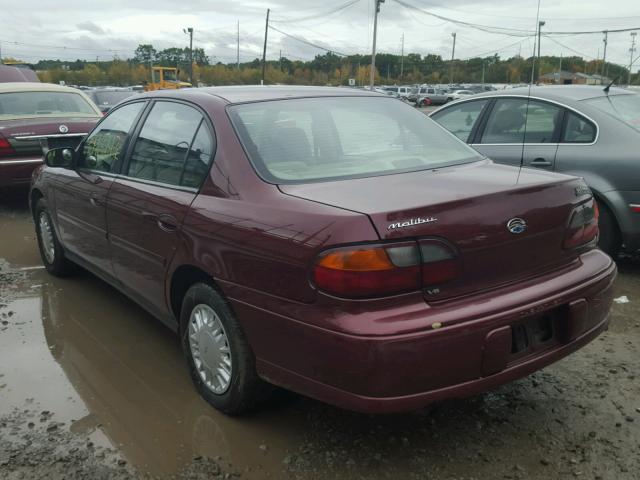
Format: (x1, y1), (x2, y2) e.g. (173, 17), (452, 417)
(144, 67), (192, 91)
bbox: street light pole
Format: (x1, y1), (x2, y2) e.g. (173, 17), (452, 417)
(450, 32), (456, 84)
(262, 8), (270, 85)
(602, 30), (608, 79)
(536, 20), (545, 83)
(183, 27), (194, 85)
(629, 32), (637, 86)
(370, 0), (384, 90)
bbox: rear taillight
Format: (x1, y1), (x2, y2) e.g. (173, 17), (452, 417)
(631, 204), (640, 213)
(563, 198), (599, 249)
(419, 240), (459, 285)
(0, 134), (16, 157)
(313, 240), (459, 298)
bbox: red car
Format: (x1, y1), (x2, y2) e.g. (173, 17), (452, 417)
(30, 87), (616, 415)
(0, 82), (101, 188)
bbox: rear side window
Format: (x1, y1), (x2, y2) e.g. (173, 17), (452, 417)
(127, 101), (213, 188)
(431, 99), (488, 142)
(562, 111), (596, 143)
(481, 98), (562, 144)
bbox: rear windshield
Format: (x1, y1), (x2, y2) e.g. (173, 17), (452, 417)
(0, 91), (97, 119)
(583, 93), (640, 132)
(228, 96), (482, 183)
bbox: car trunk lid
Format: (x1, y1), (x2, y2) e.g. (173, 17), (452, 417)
(280, 160), (589, 301)
(0, 117), (97, 158)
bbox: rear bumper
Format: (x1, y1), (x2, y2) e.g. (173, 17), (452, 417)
(0, 157), (42, 187)
(228, 249), (616, 413)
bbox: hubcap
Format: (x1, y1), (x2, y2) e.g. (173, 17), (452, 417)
(188, 304), (232, 395)
(38, 212), (55, 264)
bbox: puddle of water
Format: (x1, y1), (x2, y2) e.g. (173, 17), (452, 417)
(1, 268), (314, 478)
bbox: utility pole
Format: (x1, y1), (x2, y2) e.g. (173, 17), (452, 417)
(601, 30), (608, 79)
(183, 27), (194, 85)
(449, 32), (456, 84)
(370, 0), (384, 90)
(279, 50), (282, 72)
(400, 33), (404, 80)
(630, 32), (638, 85)
(481, 61), (485, 85)
(558, 53), (562, 84)
(237, 20), (240, 70)
(536, 20), (545, 84)
(261, 8), (270, 85)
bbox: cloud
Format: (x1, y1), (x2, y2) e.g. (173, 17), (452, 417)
(76, 21), (107, 35)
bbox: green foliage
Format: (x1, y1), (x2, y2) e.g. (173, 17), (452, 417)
(19, 44), (636, 87)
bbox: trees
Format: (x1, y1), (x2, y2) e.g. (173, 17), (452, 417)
(31, 46), (634, 87)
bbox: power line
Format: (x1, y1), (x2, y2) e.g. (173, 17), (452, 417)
(393, 0), (640, 37)
(271, 0), (361, 24)
(268, 25), (348, 56)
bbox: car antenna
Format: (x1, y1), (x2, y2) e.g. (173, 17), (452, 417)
(517, 0), (542, 183)
(603, 75), (619, 94)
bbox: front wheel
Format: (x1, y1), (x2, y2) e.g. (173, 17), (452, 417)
(34, 199), (75, 276)
(181, 283), (272, 415)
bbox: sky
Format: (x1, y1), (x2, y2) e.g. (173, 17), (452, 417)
(1, 0), (639, 72)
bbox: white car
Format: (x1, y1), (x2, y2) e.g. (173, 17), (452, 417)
(447, 90), (475, 102)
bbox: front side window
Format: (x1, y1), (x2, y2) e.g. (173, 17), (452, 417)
(0, 91), (97, 119)
(127, 101), (204, 187)
(228, 97), (482, 183)
(562, 111), (596, 143)
(80, 101), (145, 173)
(481, 98), (562, 144)
(431, 99), (489, 142)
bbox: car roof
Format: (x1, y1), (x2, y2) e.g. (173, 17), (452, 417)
(0, 82), (88, 94)
(476, 85), (634, 102)
(151, 85), (381, 104)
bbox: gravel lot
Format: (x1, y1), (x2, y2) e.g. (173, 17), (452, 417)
(1, 189), (638, 480)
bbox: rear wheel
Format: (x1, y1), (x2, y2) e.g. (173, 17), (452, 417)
(34, 199), (75, 276)
(597, 202), (621, 258)
(181, 283), (271, 415)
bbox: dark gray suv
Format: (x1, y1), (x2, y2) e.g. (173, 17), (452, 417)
(431, 85), (640, 257)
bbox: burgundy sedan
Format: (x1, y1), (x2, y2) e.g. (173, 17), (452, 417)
(30, 86), (616, 415)
(0, 82), (101, 188)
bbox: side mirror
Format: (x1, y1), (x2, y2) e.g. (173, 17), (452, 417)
(44, 148), (75, 169)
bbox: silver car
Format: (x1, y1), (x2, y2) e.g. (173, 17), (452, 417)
(430, 85), (640, 257)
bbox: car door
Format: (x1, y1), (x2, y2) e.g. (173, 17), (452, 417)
(430, 99), (490, 142)
(106, 100), (215, 315)
(471, 97), (562, 170)
(53, 101), (146, 276)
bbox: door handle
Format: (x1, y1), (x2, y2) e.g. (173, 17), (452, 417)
(141, 211), (178, 233)
(157, 214), (178, 233)
(530, 158), (552, 167)
(89, 194), (102, 207)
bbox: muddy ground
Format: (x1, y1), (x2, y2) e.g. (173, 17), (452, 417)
(1, 188), (638, 480)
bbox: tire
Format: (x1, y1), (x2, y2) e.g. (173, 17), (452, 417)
(181, 282), (271, 415)
(597, 202), (622, 258)
(34, 198), (75, 276)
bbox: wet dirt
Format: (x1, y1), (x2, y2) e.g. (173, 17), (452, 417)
(1, 189), (639, 480)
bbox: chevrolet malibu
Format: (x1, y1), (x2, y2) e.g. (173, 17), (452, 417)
(30, 86), (616, 415)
